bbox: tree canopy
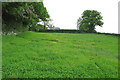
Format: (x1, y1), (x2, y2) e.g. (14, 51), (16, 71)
(2, 2), (50, 33)
(77, 10), (104, 32)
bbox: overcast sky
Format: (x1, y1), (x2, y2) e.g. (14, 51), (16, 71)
(43, 0), (119, 33)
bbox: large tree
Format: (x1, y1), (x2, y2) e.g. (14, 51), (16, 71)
(2, 2), (50, 34)
(77, 10), (104, 32)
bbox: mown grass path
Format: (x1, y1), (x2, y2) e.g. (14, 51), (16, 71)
(2, 32), (118, 78)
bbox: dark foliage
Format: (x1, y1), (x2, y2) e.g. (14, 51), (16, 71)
(2, 2), (50, 34)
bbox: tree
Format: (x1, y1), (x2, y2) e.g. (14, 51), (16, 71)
(32, 2), (50, 29)
(2, 2), (50, 34)
(77, 10), (104, 32)
(77, 17), (82, 30)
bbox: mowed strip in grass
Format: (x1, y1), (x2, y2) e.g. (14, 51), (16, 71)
(2, 32), (118, 78)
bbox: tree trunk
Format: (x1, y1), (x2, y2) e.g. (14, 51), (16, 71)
(43, 21), (46, 30)
(89, 24), (95, 32)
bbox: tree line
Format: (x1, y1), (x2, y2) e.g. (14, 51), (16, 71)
(2, 2), (51, 34)
(2, 2), (104, 34)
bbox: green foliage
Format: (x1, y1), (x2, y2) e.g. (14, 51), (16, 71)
(77, 10), (104, 32)
(79, 23), (89, 32)
(32, 2), (49, 21)
(29, 24), (48, 31)
(2, 32), (118, 78)
(2, 2), (50, 33)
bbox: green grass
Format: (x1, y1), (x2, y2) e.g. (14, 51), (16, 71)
(2, 32), (118, 78)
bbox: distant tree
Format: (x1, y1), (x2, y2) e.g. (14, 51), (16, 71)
(77, 10), (104, 32)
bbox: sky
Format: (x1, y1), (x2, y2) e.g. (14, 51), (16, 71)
(43, 0), (119, 33)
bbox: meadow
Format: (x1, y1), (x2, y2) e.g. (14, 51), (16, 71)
(2, 32), (118, 78)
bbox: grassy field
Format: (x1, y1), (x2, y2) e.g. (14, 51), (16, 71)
(2, 32), (118, 78)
